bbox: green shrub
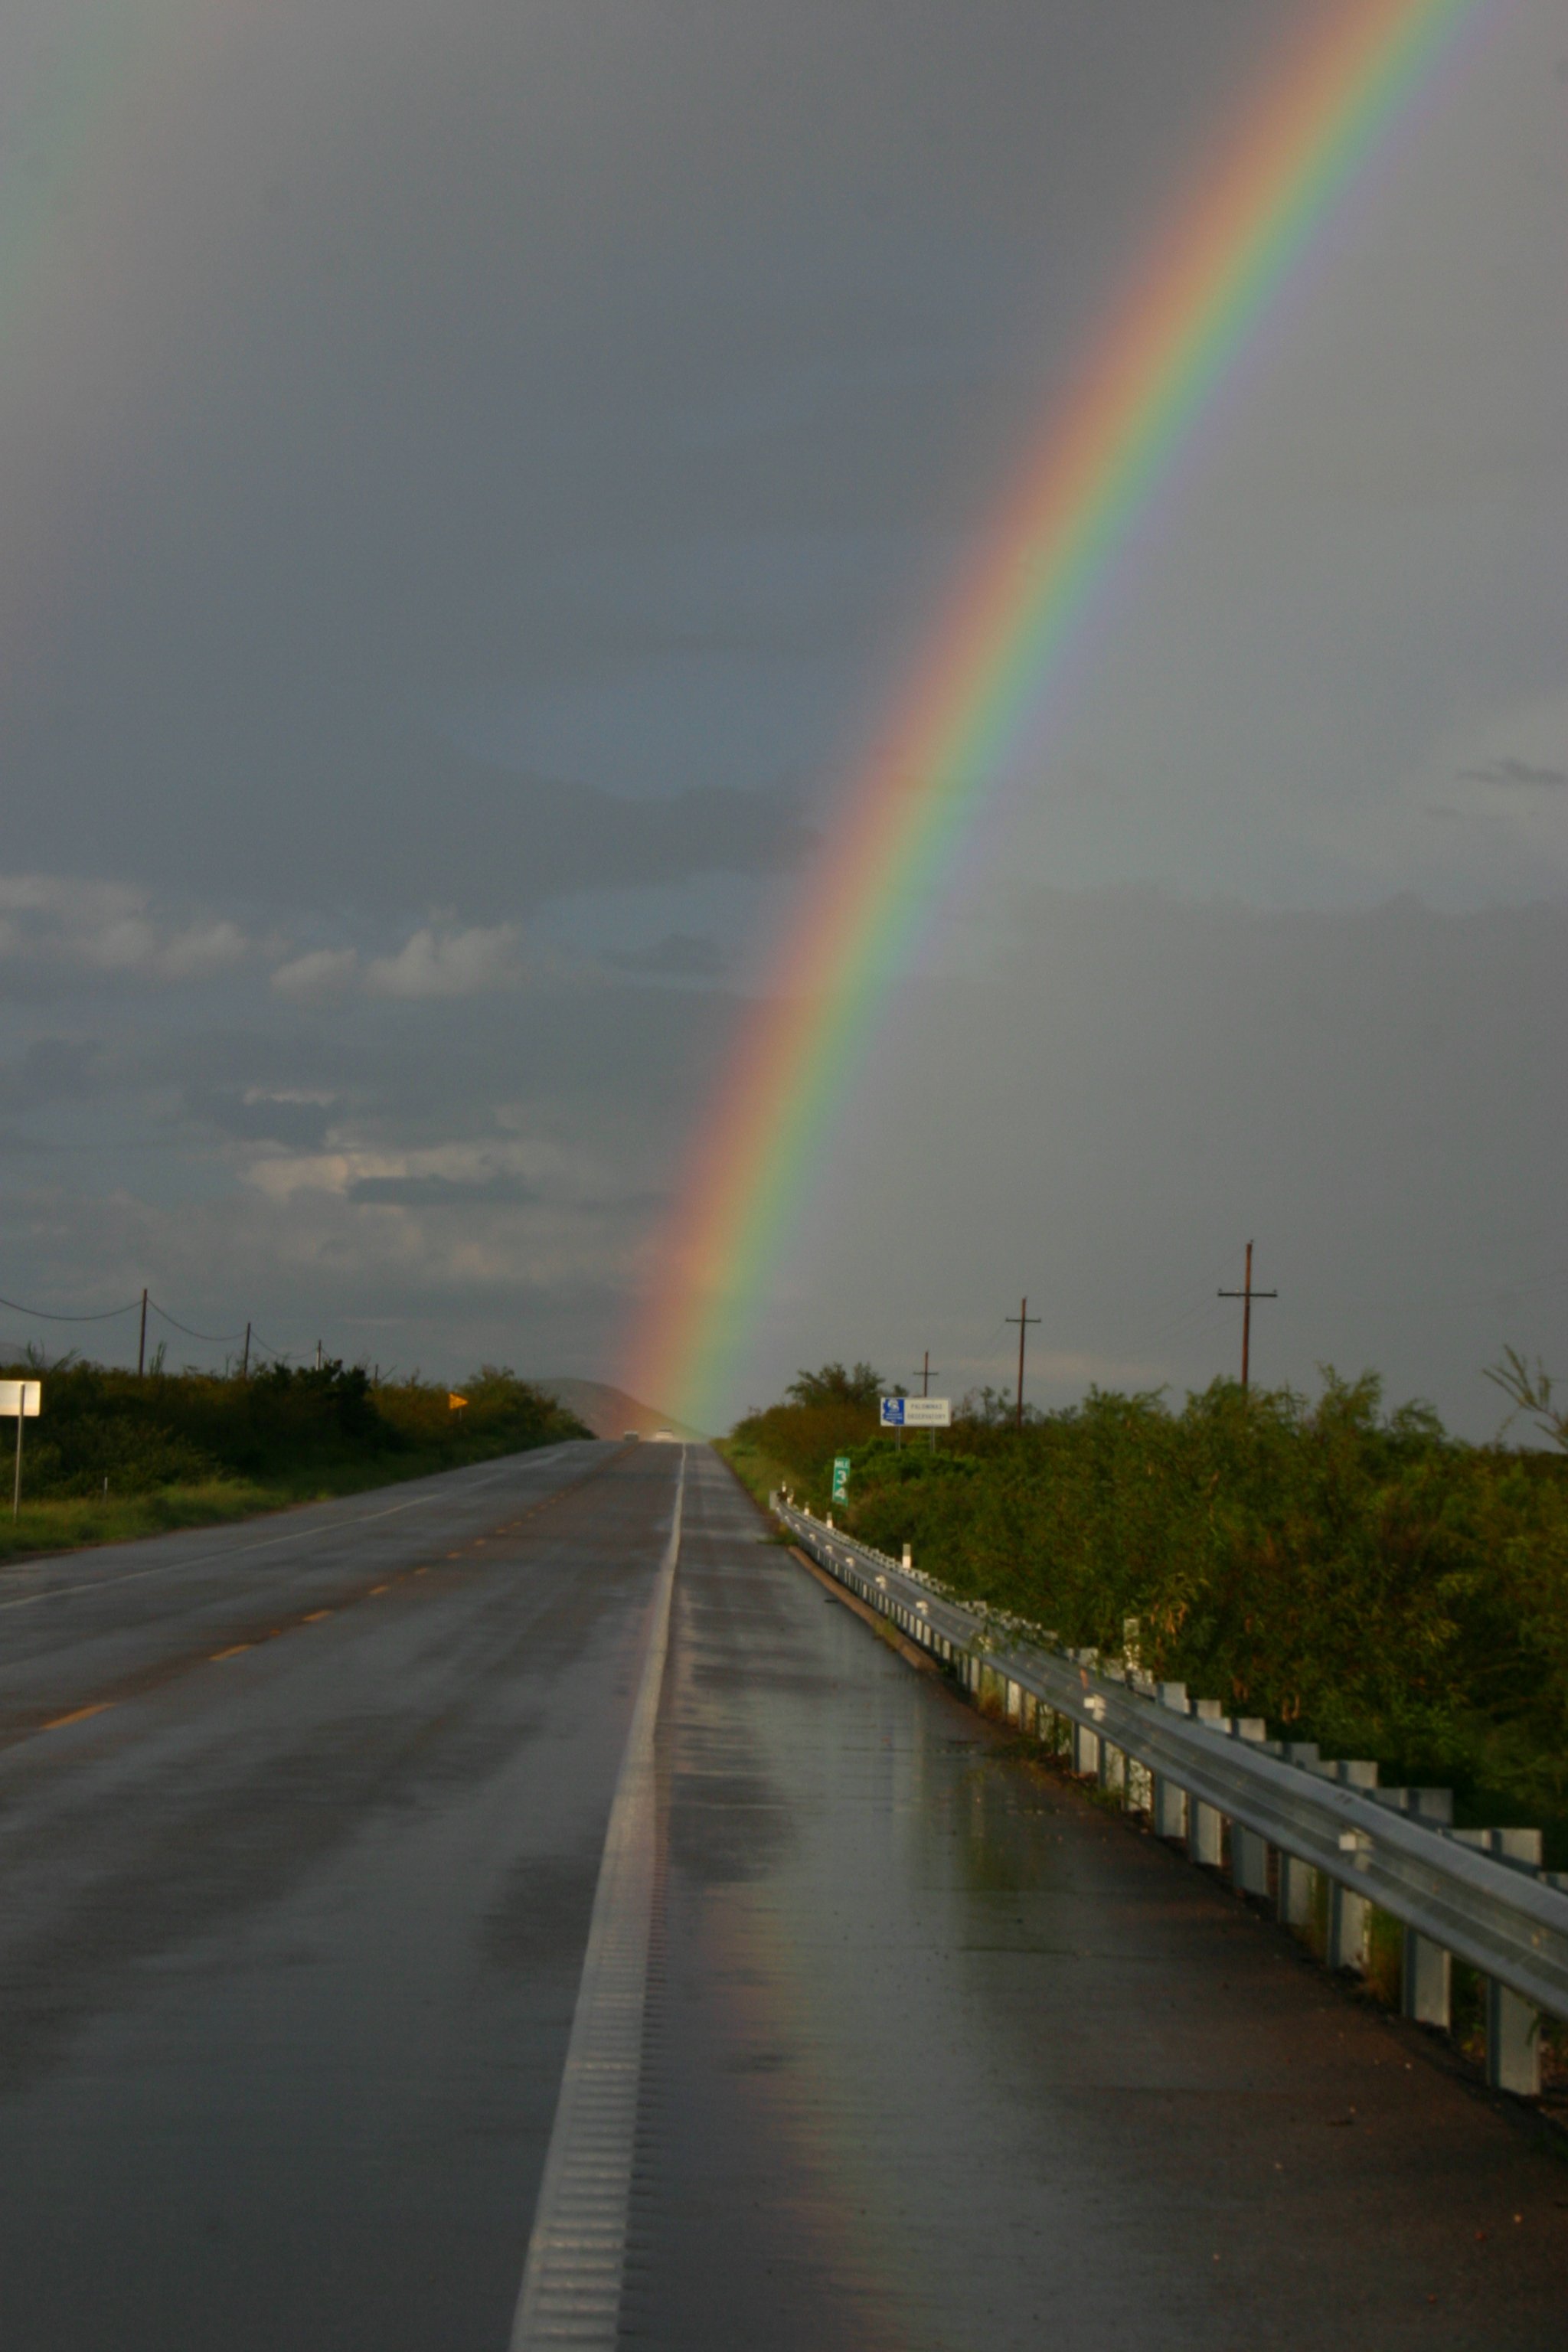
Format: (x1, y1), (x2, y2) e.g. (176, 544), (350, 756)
(2, 1357), (588, 1501)
(729, 1370), (1568, 1851)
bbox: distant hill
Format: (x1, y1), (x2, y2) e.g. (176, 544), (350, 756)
(533, 1377), (706, 1442)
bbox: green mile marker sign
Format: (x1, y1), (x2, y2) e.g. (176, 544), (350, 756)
(831, 1455), (851, 1504)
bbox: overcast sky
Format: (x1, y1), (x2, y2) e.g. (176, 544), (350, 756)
(0, 0), (1562, 1433)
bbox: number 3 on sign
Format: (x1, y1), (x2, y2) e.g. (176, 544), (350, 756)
(831, 1456), (851, 1503)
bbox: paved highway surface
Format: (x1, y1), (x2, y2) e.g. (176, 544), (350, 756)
(0, 1441), (1563, 2347)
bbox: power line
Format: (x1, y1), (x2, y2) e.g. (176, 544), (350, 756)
(147, 1299), (248, 1346)
(0, 1291), (139, 1323)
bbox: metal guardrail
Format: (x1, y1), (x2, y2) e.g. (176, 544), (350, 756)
(775, 1494), (1568, 2092)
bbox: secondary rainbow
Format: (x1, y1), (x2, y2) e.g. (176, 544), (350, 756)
(624, 0), (1488, 1430)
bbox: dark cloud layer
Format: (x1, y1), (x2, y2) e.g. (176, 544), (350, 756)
(606, 934), (728, 979)
(0, 0), (1557, 1408)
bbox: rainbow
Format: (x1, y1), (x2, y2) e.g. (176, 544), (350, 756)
(622, 0), (1489, 1430)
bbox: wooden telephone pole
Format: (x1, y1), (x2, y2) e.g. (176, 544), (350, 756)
(1004, 1297), (1040, 1431)
(1218, 1241), (1276, 1394)
(916, 1351), (939, 1450)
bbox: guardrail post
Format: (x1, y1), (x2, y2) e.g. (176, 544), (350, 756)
(1277, 1851), (1316, 1931)
(1153, 1684), (1189, 1839)
(1099, 1741), (1126, 1799)
(1329, 1879), (1370, 1973)
(1279, 1748), (1325, 1933)
(1485, 1980), (1542, 2098)
(1230, 1719), (1271, 1896)
(1189, 1701), (1227, 1867)
(1401, 1929), (1452, 2029)
(1322, 1762), (1377, 1969)
(1072, 1720), (1101, 1778)
(1476, 1830), (1544, 2095)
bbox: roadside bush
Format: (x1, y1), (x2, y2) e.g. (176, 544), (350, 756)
(727, 1370), (1568, 1842)
(0, 1357), (587, 1498)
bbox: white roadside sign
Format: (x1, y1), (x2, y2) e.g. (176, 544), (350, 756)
(880, 1396), (951, 1429)
(2, 1378), (41, 1519)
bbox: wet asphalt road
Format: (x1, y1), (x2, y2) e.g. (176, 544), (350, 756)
(0, 1439), (658, 2350)
(2, 1441), (1566, 2347)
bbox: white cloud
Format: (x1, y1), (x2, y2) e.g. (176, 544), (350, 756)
(0, 875), (252, 982)
(270, 946), (360, 999)
(152, 920), (250, 978)
(364, 924), (523, 999)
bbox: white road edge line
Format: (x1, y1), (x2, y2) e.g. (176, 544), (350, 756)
(508, 1446), (687, 2352)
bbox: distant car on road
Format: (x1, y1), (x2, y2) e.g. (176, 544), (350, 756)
(650, 1429), (679, 1442)
(622, 1429), (640, 1441)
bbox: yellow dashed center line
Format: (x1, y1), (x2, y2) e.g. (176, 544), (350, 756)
(368, 1583), (390, 1595)
(43, 1702), (112, 1731)
(303, 1609), (332, 1622)
(210, 1644), (253, 1661)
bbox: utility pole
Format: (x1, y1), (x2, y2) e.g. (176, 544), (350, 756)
(240, 1323), (251, 1381)
(1218, 1240), (1277, 1395)
(1004, 1296), (1040, 1432)
(916, 1351), (938, 1452)
(315, 1340), (323, 1371)
(137, 1288), (148, 1378)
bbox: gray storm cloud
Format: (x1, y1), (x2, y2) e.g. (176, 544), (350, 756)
(0, 0), (1560, 1415)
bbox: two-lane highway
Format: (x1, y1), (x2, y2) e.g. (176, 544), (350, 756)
(0, 1438), (666, 2350)
(2, 1441), (1565, 2349)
